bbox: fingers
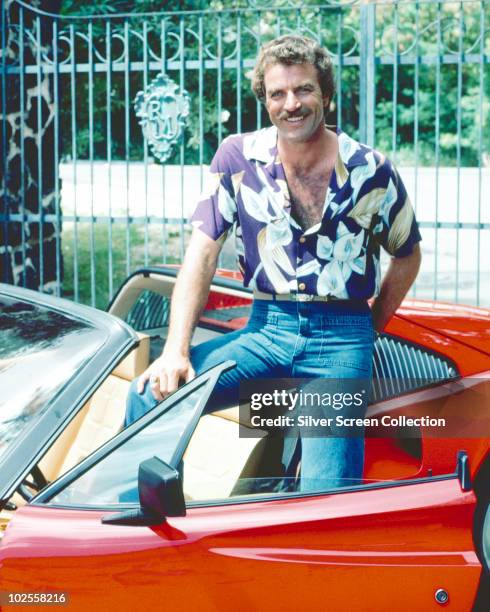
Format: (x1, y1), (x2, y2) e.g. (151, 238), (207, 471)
(138, 360), (194, 401)
(151, 372), (166, 402)
(137, 369), (151, 394)
(166, 368), (180, 395)
(186, 365), (195, 383)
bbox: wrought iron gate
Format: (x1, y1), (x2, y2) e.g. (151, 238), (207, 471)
(1, 0), (489, 308)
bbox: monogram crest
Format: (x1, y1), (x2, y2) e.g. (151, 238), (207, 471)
(134, 73), (190, 163)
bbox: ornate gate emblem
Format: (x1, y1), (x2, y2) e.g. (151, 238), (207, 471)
(134, 73), (190, 163)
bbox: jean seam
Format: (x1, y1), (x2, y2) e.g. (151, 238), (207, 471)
(323, 358), (372, 373)
(323, 319), (372, 327)
(319, 315), (325, 364)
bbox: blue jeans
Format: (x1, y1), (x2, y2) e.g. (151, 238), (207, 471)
(125, 299), (374, 492)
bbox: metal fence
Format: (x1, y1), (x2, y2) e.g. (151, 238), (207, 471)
(1, 0), (489, 308)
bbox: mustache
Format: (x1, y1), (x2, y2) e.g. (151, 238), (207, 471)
(279, 109), (309, 120)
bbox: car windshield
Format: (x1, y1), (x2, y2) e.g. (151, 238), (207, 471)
(0, 295), (106, 461)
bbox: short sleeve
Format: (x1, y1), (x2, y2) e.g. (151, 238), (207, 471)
(372, 161), (422, 257)
(189, 141), (237, 242)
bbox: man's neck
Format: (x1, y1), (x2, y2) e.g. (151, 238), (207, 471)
(277, 125), (337, 173)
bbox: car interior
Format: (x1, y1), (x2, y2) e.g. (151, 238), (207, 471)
(0, 270), (461, 533)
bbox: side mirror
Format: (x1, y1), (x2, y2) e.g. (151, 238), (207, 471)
(102, 456), (186, 526)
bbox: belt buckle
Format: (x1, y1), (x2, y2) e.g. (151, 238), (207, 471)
(294, 293), (315, 302)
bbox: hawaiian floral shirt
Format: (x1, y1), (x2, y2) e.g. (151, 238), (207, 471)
(190, 126), (421, 299)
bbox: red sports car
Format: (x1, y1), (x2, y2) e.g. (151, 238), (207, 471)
(0, 266), (489, 611)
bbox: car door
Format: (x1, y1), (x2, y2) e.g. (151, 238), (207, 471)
(0, 365), (482, 612)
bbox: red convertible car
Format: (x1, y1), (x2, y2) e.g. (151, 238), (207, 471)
(0, 266), (489, 611)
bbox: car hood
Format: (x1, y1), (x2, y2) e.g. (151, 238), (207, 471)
(396, 300), (490, 357)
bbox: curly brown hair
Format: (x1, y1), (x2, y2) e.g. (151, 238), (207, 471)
(251, 35), (335, 105)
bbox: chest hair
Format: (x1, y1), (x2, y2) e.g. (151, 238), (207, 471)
(286, 167), (333, 230)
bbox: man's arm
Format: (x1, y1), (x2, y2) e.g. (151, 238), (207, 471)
(370, 243), (422, 332)
(137, 228), (223, 400)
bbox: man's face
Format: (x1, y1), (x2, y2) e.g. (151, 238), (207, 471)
(263, 62), (329, 144)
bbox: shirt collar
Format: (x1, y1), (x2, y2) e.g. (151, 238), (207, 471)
(243, 127), (278, 164)
(243, 126), (369, 170)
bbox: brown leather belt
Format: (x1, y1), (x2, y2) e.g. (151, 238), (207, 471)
(253, 290), (344, 303)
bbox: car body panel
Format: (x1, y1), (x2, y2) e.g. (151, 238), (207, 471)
(0, 478), (480, 611)
(396, 299), (490, 357)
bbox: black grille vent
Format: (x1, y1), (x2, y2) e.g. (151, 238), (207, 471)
(126, 291), (170, 330)
(371, 334), (458, 403)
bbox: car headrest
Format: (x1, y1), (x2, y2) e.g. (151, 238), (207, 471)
(112, 333), (150, 381)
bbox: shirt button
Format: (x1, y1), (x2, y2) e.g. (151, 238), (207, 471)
(298, 282), (306, 291)
(299, 236), (306, 243)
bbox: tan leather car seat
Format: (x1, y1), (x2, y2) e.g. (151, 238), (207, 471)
(39, 334), (150, 482)
(182, 405), (283, 501)
(183, 413), (265, 500)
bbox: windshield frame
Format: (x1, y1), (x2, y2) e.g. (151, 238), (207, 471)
(0, 284), (138, 505)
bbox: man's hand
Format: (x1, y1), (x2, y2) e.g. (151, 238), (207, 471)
(137, 352), (196, 401)
(371, 244), (422, 332)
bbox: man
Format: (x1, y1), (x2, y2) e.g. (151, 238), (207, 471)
(126, 35), (421, 491)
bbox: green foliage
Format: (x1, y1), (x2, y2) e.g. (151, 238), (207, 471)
(57, 0), (489, 167)
(60, 0), (211, 17)
(62, 223), (183, 308)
